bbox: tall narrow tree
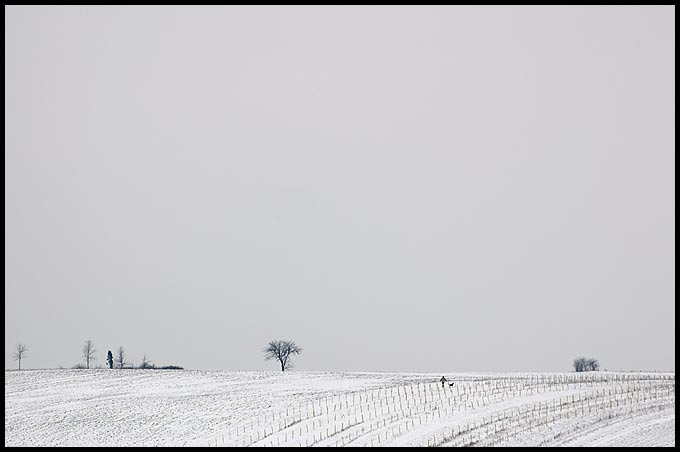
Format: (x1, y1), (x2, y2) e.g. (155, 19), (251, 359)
(82, 340), (96, 369)
(116, 346), (127, 369)
(14, 344), (28, 370)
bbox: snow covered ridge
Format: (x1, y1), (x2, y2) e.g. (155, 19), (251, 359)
(4, 370), (674, 447)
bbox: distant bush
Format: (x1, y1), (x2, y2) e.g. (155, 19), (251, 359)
(156, 365), (184, 370)
(72, 364), (87, 369)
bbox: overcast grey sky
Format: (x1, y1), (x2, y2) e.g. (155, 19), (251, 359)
(5, 6), (675, 372)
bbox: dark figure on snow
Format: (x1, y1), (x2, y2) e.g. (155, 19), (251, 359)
(440, 376), (448, 388)
(106, 350), (114, 369)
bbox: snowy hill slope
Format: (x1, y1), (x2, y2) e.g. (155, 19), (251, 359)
(4, 370), (674, 447)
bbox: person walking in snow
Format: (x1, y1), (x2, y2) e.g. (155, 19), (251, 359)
(440, 376), (448, 388)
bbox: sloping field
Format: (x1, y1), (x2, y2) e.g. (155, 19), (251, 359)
(4, 369), (674, 447)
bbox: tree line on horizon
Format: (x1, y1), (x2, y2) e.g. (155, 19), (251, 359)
(10, 339), (304, 372)
(11, 340), (182, 370)
(12, 341), (605, 373)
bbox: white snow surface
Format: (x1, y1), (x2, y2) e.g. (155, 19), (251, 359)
(4, 369), (675, 447)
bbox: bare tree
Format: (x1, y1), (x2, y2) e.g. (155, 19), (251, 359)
(139, 354), (154, 369)
(263, 340), (302, 372)
(573, 357), (588, 372)
(82, 340), (96, 369)
(116, 346), (127, 369)
(14, 344), (28, 370)
(586, 358), (600, 371)
(573, 357), (600, 372)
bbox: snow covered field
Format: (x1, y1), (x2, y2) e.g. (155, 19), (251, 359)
(4, 369), (674, 447)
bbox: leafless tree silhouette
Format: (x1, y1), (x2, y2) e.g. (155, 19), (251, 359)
(14, 344), (28, 370)
(586, 358), (600, 371)
(573, 357), (587, 372)
(82, 340), (96, 369)
(263, 340), (302, 372)
(116, 346), (127, 369)
(573, 356), (600, 372)
(139, 354), (154, 369)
